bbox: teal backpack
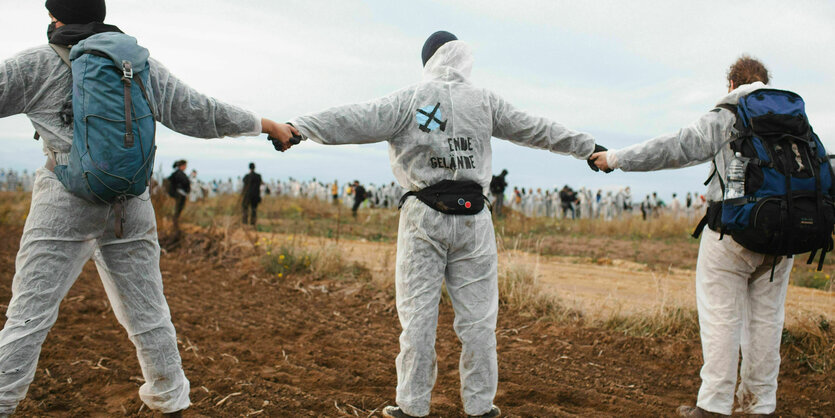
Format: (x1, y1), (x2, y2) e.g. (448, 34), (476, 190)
(52, 32), (157, 236)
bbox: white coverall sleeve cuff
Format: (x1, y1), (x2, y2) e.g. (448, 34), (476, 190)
(607, 150), (620, 170)
(241, 113), (262, 137)
(251, 117), (263, 137)
(288, 118), (309, 140)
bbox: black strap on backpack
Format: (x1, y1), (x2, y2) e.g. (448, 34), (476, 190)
(399, 180), (490, 215)
(702, 102), (735, 190)
(692, 202), (723, 239)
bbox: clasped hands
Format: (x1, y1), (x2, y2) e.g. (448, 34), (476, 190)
(587, 144), (613, 173)
(261, 118), (302, 152)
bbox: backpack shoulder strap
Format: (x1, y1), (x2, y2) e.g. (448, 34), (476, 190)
(714, 103), (737, 114)
(35, 44), (72, 142)
(49, 44), (72, 69)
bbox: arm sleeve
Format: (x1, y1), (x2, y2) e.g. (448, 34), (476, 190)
(148, 58), (261, 139)
(489, 91), (595, 159)
(0, 56), (27, 118)
(612, 109), (735, 172)
(290, 87), (414, 145)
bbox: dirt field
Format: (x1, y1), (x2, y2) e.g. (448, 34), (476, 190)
(0, 223), (832, 417)
(282, 231), (835, 324)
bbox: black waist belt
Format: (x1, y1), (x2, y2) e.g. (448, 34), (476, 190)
(692, 201), (723, 239)
(399, 180), (489, 215)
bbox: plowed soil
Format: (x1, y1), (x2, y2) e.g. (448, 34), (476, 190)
(0, 225), (832, 417)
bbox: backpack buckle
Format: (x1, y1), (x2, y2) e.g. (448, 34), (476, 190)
(121, 61), (133, 80)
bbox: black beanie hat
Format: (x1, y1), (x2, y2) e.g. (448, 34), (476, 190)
(421, 31), (457, 66)
(46, 0), (106, 25)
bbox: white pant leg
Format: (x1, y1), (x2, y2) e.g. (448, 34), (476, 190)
(94, 192), (190, 413)
(0, 169), (102, 414)
(737, 255), (791, 415)
(695, 228), (764, 415)
(445, 209), (499, 416)
(395, 200), (448, 417)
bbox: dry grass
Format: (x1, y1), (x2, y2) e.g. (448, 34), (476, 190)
(495, 209), (697, 242)
(256, 235), (370, 282)
(0, 192), (31, 226)
(497, 258), (582, 323)
(602, 307), (700, 339)
(782, 315), (834, 373)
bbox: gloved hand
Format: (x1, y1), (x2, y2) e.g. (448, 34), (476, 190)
(587, 144), (612, 173)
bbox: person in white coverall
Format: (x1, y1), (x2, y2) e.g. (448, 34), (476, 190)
(270, 31), (601, 418)
(0, 1), (292, 415)
(591, 57), (798, 417)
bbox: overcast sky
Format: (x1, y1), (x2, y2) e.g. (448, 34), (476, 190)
(1, 0), (833, 201)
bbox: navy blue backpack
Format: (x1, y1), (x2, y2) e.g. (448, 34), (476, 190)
(697, 89), (835, 272)
(52, 32), (156, 236)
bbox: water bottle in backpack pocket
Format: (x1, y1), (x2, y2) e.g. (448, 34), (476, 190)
(51, 32), (157, 237)
(724, 152), (748, 199)
(716, 89), (835, 270)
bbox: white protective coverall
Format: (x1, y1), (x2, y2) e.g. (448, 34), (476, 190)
(607, 82), (796, 415)
(290, 40), (595, 416)
(0, 43), (261, 414)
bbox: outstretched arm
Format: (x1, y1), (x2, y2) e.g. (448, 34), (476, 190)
(489, 91), (595, 159)
(592, 109), (735, 172)
(148, 58), (262, 138)
(289, 87), (415, 145)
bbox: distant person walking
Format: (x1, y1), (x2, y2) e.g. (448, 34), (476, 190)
(559, 185), (576, 219)
(351, 180), (366, 219)
(168, 160), (190, 231)
(331, 180), (339, 205)
(241, 162), (262, 225)
(489, 169), (508, 217)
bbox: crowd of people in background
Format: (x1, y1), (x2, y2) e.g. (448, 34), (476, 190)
(499, 185), (706, 221)
(0, 169), (35, 192)
(134, 164), (711, 223)
(0, 166), (707, 223)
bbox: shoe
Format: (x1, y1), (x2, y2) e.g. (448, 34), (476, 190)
(469, 405), (501, 418)
(382, 406), (420, 418)
(676, 405), (729, 417)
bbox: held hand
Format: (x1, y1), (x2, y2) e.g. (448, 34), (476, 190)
(262, 118), (300, 152)
(590, 151), (613, 173)
(587, 144), (611, 173)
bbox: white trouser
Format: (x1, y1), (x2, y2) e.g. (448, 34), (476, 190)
(395, 199), (498, 417)
(695, 228), (792, 415)
(0, 168), (190, 414)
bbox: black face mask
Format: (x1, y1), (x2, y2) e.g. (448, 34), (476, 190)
(47, 21), (57, 42)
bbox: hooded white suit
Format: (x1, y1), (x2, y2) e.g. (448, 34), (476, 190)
(291, 41), (595, 416)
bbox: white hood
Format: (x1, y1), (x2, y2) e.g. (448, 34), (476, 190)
(422, 40), (473, 83)
(717, 81), (768, 106)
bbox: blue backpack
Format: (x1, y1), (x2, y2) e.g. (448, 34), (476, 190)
(52, 32), (156, 236)
(697, 89), (835, 273)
